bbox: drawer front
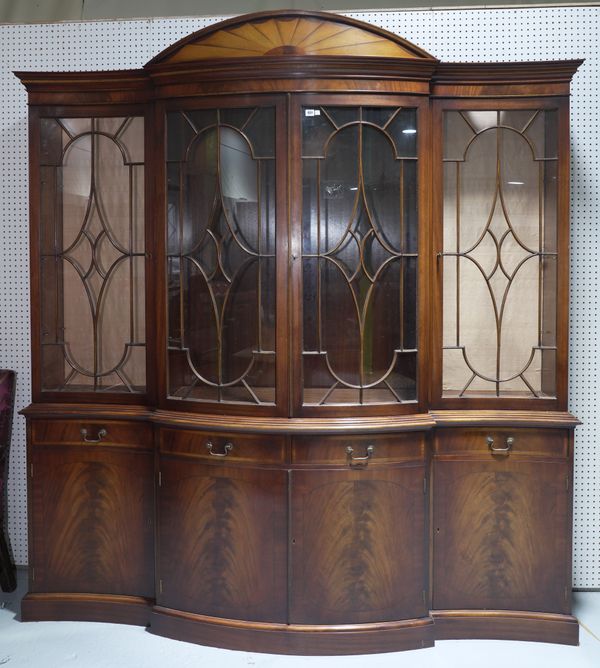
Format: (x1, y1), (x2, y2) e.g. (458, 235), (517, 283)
(434, 428), (568, 459)
(160, 428), (286, 465)
(292, 432), (426, 466)
(30, 419), (152, 450)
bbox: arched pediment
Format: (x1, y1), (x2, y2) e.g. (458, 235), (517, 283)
(146, 10), (435, 66)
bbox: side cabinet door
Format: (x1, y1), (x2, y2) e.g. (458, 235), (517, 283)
(157, 459), (288, 622)
(290, 465), (428, 625)
(30, 447), (154, 597)
(433, 455), (570, 613)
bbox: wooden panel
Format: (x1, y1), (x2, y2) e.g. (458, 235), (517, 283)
(434, 428), (568, 458)
(30, 446), (154, 597)
(432, 610), (578, 645)
(292, 432), (425, 466)
(432, 457), (570, 613)
(149, 12), (434, 65)
(21, 592), (152, 626)
(290, 464), (427, 624)
(157, 459), (287, 622)
(430, 409), (579, 429)
(160, 428), (285, 464)
(31, 419), (152, 449)
(150, 607), (435, 654)
(152, 409), (435, 434)
(150, 76), (432, 100)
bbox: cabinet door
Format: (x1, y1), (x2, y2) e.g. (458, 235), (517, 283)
(295, 98), (425, 414)
(434, 101), (567, 408)
(165, 101), (286, 413)
(157, 459), (287, 622)
(37, 114), (146, 398)
(290, 465), (427, 624)
(30, 446), (154, 597)
(433, 456), (570, 613)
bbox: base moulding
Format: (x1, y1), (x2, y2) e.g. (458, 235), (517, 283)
(21, 593), (153, 626)
(19, 596), (579, 653)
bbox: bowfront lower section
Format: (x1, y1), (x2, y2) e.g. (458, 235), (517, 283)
(21, 410), (579, 652)
(150, 425), (434, 653)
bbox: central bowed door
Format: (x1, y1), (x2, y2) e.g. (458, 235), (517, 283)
(290, 95), (429, 417)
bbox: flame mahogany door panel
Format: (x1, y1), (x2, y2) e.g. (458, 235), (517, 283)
(289, 461), (428, 625)
(157, 457), (287, 622)
(29, 444), (154, 597)
(432, 431), (571, 613)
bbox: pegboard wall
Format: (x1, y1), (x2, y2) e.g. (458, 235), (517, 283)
(0, 6), (598, 587)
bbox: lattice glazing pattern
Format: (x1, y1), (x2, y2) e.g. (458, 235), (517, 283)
(39, 116), (146, 393)
(442, 109), (558, 398)
(302, 106), (418, 406)
(166, 107), (276, 405)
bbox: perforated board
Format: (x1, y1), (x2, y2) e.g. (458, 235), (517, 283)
(0, 7), (597, 587)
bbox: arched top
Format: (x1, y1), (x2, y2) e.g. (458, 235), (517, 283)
(146, 10), (435, 66)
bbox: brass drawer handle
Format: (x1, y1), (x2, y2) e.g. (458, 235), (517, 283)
(80, 428), (107, 444)
(206, 441), (233, 457)
(487, 435), (514, 454)
(346, 445), (374, 465)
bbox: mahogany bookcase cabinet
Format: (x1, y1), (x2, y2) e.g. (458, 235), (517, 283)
(16, 10), (582, 655)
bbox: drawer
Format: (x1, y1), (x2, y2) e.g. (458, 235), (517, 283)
(292, 433), (426, 466)
(30, 419), (152, 450)
(434, 428), (568, 459)
(160, 428), (286, 465)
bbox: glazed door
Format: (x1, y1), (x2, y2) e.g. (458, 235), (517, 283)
(290, 461), (428, 624)
(157, 457), (288, 622)
(34, 111), (147, 400)
(291, 96), (428, 416)
(433, 99), (569, 409)
(163, 97), (288, 415)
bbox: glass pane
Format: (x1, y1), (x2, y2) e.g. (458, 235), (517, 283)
(387, 108), (418, 158)
(39, 116), (146, 393)
(302, 107), (335, 157)
(441, 109), (558, 399)
(167, 107), (276, 405)
(302, 106), (418, 407)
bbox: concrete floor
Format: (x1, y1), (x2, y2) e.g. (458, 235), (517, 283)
(1, 570), (599, 668)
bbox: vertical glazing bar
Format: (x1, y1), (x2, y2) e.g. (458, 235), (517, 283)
(399, 158), (405, 351)
(316, 158), (322, 352)
(257, 155), (263, 352)
(455, 161), (461, 348)
(216, 112), (222, 402)
(358, 108), (364, 404)
(91, 119), (99, 391)
(178, 156), (185, 353)
(538, 159), (544, 347)
(53, 147), (61, 347)
(495, 113), (501, 396)
(129, 162), (135, 344)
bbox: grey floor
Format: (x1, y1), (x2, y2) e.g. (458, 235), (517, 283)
(1, 570), (599, 668)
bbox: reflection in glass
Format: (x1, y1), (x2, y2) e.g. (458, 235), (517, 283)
(442, 109), (558, 398)
(39, 116), (146, 393)
(301, 106), (418, 406)
(167, 108), (276, 404)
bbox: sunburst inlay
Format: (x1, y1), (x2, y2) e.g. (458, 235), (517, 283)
(159, 16), (430, 63)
